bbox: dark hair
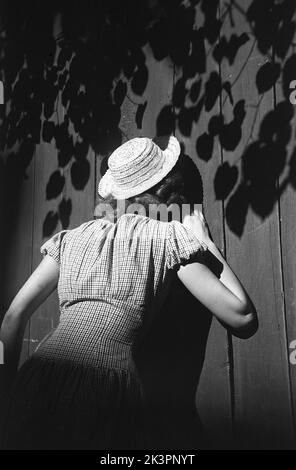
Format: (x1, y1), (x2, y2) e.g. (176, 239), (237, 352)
(95, 153), (203, 222)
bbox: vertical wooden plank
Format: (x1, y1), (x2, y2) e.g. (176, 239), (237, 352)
(29, 84), (96, 353)
(62, 148), (96, 229)
(276, 8), (296, 441)
(120, 46), (174, 140)
(280, 134), (296, 441)
(221, 0), (294, 449)
(173, 3), (233, 449)
(27, 12), (62, 350)
(0, 8), (36, 365)
(0, 3), (38, 363)
(0, 1), (35, 365)
(29, 146), (95, 353)
(29, 142), (62, 353)
(0, 149), (35, 365)
(26, 9), (96, 353)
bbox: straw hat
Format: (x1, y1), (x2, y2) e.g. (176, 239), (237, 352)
(98, 135), (181, 199)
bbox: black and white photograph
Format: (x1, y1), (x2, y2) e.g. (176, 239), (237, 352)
(0, 0), (295, 455)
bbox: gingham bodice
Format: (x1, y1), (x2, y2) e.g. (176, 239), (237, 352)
(35, 214), (207, 371)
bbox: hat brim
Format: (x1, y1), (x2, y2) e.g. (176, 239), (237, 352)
(98, 135), (181, 199)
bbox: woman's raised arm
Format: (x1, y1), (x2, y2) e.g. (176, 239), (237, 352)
(0, 255), (59, 391)
(179, 211), (258, 339)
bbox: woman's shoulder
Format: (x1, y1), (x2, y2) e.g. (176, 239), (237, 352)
(115, 213), (199, 235)
(59, 215), (205, 242)
(69, 218), (113, 234)
(116, 213), (169, 234)
(115, 213), (205, 245)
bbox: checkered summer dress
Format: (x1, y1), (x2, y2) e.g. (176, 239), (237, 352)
(1, 213), (207, 450)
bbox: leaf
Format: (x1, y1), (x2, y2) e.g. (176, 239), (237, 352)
(256, 62), (281, 94)
(196, 133), (214, 161)
(58, 198), (72, 229)
(42, 120), (55, 143)
(289, 148), (296, 189)
(46, 170), (65, 200)
(225, 184), (249, 238)
(135, 101), (147, 129)
(42, 211), (59, 237)
(131, 65), (148, 96)
(114, 80), (127, 107)
(214, 162), (239, 200)
(70, 159), (90, 190)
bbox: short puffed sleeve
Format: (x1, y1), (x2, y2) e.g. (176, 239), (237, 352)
(166, 221), (208, 271)
(40, 230), (70, 265)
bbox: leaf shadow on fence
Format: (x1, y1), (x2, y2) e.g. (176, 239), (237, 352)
(0, 0), (295, 238)
(0, 0), (295, 450)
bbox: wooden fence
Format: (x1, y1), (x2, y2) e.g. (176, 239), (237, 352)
(1, 0), (296, 449)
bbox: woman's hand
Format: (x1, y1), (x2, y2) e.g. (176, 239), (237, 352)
(182, 209), (211, 245)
